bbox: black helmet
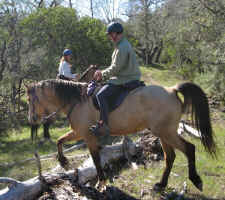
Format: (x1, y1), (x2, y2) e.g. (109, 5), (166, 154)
(106, 22), (123, 34)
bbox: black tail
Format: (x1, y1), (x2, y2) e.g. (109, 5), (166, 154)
(176, 82), (217, 157)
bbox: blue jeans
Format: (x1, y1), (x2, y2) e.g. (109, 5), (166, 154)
(95, 84), (121, 125)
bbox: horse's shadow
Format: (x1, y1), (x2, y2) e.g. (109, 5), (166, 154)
(160, 191), (222, 200)
(73, 184), (139, 200)
(70, 183), (222, 200)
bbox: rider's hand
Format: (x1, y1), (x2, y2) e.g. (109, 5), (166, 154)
(93, 70), (102, 81)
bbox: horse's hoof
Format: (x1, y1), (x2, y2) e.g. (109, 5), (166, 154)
(190, 175), (203, 191)
(197, 183), (203, 191)
(57, 155), (69, 170)
(96, 180), (107, 192)
(192, 181), (203, 191)
(153, 183), (165, 192)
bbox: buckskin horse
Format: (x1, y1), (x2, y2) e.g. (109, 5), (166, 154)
(26, 77), (217, 191)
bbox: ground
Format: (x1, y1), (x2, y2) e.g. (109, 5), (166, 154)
(37, 134), (166, 200)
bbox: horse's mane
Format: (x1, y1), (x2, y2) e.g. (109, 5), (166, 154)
(34, 79), (84, 105)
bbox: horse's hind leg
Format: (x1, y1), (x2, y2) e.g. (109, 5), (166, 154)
(179, 136), (203, 191)
(166, 134), (203, 191)
(154, 139), (176, 191)
(57, 130), (81, 169)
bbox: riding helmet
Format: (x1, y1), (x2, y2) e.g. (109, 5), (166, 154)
(63, 49), (72, 56)
(106, 22), (123, 34)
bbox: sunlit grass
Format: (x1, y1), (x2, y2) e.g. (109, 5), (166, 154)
(0, 124), (85, 185)
(140, 65), (184, 86)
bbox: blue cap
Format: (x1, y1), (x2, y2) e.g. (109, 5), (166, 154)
(106, 22), (123, 34)
(63, 49), (72, 56)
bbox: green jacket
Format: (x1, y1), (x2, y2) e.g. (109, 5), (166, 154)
(102, 36), (141, 85)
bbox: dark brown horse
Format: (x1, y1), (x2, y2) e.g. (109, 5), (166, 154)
(26, 79), (217, 191)
(30, 65), (97, 141)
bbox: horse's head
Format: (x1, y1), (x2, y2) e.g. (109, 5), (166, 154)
(26, 79), (86, 125)
(25, 83), (47, 125)
(79, 65), (98, 83)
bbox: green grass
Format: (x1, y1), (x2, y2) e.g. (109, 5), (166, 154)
(0, 66), (225, 199)
(0, 125), (87, 184)
(141, 65), (183, 86)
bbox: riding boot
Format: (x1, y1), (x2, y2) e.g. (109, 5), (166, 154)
(89, 122), (111, 146)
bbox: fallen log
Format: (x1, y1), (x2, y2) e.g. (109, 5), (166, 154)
(178, 122), (201, 138)
(0, 138), (138, 200)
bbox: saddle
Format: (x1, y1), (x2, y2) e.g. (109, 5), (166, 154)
(89, 80), (145, 112)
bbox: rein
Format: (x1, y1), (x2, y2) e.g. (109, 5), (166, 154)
(78, 65), (97, 82)
(41, 106), (64, 123)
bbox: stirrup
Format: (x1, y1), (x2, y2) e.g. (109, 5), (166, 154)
(89, 123), (111, 146)
(89, 122), (110, 136)
(89, 123), (102, 135)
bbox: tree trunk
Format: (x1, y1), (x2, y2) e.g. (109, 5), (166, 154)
(155, 40), (163, 63)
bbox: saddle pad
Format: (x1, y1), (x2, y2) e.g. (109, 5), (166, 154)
(92, 80), (145, 112)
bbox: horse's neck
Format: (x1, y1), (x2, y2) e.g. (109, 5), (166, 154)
(48, 87), (84, 116)
(39, 88), (63, 113)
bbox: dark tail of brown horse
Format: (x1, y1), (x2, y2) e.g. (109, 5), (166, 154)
(176, 82), (217, 157)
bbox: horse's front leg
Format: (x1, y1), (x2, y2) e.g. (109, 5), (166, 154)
(57, 130), (81, 170)
(85, 136), (106, 191)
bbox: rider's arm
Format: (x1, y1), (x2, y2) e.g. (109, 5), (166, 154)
(101, 46), (128, 80)
(59, 61), (76, 79)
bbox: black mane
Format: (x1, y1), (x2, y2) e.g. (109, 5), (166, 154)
(38, 79), (83, 105)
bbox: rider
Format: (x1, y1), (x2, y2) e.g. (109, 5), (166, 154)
(57, 49), (79, 81)
(90, 22), (141, 138)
